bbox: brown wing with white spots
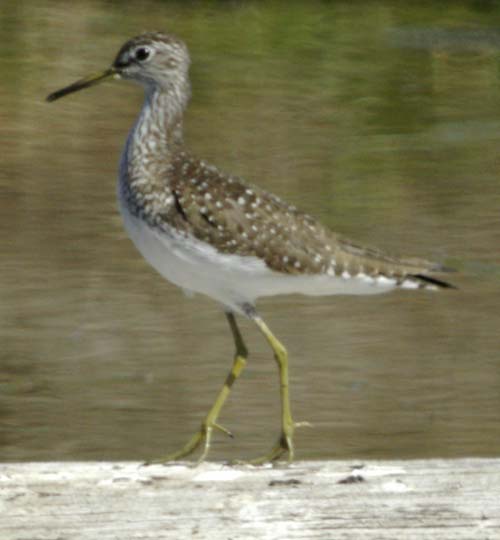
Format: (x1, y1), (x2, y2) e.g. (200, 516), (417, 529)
(166, 156), (339, 275)
(155, 154), (451, 285)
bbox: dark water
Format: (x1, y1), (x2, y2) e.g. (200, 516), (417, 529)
(1, 1), (499, 462)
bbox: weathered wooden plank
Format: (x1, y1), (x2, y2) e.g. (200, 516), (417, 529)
(1, 459), (499, 539)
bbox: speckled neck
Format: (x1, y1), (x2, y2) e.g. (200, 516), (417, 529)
(122, 84), (189, 185)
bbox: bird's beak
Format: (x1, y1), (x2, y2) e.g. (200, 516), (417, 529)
(46, 67), (119, 102)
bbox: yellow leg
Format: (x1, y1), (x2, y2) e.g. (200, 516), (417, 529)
(146, 312), (247, 464)
(249, 313), (296, 464)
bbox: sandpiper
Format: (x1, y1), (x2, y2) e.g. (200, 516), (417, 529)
(47, 32), (454, 463)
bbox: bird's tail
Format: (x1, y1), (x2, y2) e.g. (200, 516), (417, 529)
(406, 273), (457, 290)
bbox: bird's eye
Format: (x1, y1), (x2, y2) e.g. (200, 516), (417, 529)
(135, 47), (150, 61)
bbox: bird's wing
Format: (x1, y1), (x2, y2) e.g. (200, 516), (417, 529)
(168, 157), (338, 274)
(165, 156), (451, 283)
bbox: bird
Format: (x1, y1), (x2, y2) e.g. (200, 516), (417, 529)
(47, 32), (454, 464)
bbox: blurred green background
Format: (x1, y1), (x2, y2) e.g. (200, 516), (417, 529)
(1, 0), (499, 462)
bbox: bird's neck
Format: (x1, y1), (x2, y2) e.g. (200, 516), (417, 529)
(123, 85), (188, 184)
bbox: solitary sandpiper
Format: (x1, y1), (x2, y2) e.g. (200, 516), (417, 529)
(47, 32), (454, 464)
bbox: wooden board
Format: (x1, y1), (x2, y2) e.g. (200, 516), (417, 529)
(1, 459), (499, 539)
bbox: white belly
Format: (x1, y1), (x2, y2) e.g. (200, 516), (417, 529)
(118, 194), (395, 314)
(119, 198), (265, 312)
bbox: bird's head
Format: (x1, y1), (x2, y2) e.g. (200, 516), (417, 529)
(47, 32), (190, 102)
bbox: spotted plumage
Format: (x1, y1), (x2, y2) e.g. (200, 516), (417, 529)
(121, 146), (450, 289)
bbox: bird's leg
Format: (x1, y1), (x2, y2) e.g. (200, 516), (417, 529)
(244, 306), (296, 464)
(146, 312), (247, 464)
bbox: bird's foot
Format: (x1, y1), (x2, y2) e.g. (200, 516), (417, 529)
(144, 421), (233, 466)
(237, 420), (312, 466)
